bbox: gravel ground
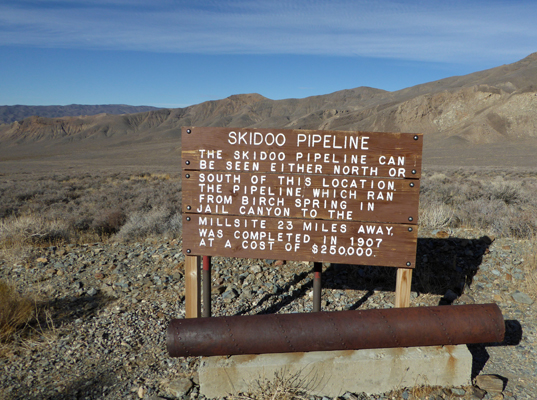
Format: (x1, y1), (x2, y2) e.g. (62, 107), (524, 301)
(0, 228), (535, 399)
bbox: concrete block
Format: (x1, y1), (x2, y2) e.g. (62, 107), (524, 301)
(199, 345), (472, 398)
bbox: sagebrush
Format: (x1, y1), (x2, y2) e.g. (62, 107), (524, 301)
(0, 171), (182, 245)
(1, 168), (537, 247)
(0, 280), (34, 343)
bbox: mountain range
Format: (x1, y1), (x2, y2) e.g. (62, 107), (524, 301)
(1, 53), (536, 170)
(0, 104), (160, 125)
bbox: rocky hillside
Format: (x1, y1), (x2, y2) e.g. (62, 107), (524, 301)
(0, 53), (536, 149)
(0, 228), (535, 399)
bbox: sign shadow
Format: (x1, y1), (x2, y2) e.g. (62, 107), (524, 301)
(324, 235), (495, 306)
(245, 236), (494, 316)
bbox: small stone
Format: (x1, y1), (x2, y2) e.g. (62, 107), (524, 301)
(511, 291), (534, 305)
(274, 260), (285, 266)
(87, 288), (98, 296)
(444, 289), (458, 302)
(475, 374), (505, 393)
(56, 269), (64, 276)
(211, 285), (226, 295)
(166, 378), (193, 397)
(512, 273), (525, 280)
(471, 386), (486, 399)
(249, 265), (262, 273)
(459, 294), (475, 304)
(116, 281), (129, 290)
(222, 288), (238, 302)
(138, 386), (146, 398)
(451, 387), (466, 396)
(95, 272), (105, 279)
(36, 257), (48, 263)
(435, 230), (450, 238)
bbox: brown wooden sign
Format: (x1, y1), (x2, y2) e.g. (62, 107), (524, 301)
(182, 171), (420, 224)
(182, 215), (418, 268)
(182, 126), (422, 268)
(182, 127), (422, 178)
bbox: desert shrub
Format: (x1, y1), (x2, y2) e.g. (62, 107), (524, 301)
(419, 168), (537, 238)
(418, 198), (455, 229)
(488, 180), (525, 205)
(231, 368), (319, 400)
(0, 171), (182, 244)
(91, 209), (127, 237)
(115, 207), (182, 242)
(0, 215), (72, 246)
(4, 168), (535, 244)
(0, 280), (34, 342)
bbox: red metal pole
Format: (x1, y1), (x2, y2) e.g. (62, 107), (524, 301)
(313, 262), (322, 312)
(202, 256), (211, 318)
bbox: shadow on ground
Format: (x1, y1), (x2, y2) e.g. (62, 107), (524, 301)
(6, 369), (120, 400)
(468, 319), (523, 379)
(42, 292), (117, 328)
(244, 236), (493, 315)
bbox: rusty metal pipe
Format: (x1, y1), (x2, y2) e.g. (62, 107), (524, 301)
(167, 303), (504, 358)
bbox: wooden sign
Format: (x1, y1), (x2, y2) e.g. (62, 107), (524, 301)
(183, 215), (418, 268)
(182, 127), (422, 178)
(182, 171), (420, 224)
(182, 126), (422, 268)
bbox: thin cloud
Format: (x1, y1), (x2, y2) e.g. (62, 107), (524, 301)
(0, 0), (535, 63)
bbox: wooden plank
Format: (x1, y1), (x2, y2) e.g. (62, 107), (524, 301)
(182, 127), (422, 178)
(395, 268), (413, 308)
(182, 215), (417, 268)
(185, 255), (201, 318)
(182, 126), (421, 270)
(182, 171), (419, 225)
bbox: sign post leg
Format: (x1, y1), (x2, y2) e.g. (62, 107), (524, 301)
(395, 268), (413, 308)
(313, 262), (322, 312)
(202, 256), (212, 318)
(185, 255), (201, 318)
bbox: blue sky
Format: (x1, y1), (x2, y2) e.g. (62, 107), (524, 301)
(0, 0), (536, 108)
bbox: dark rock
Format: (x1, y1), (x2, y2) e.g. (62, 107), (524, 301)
(444, 289), (458, 302)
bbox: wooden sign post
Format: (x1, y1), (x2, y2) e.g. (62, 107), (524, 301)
(182, 127), (422, 317)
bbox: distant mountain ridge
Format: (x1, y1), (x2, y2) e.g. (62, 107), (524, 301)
(0, 104), (160, 124)
(1, 53), (537, 150)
